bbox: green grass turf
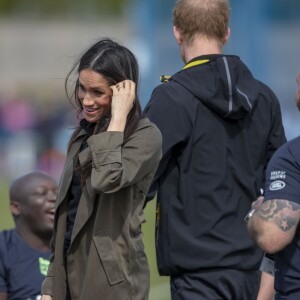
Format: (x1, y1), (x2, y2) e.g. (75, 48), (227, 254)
(0, 180), (170, 299)
(0, 179), (14, 230)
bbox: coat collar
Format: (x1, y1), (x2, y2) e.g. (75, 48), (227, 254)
(70, 147), (96, 245)
(56, 132), (97, 250)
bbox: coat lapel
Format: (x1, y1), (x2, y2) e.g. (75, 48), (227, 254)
(56, 139), (81, 207)
(70, 146), (97, 246)
(55, 129), (86, 211)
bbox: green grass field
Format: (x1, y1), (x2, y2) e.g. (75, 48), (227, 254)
(0, 180), (170, 299)
(0, 179), (14, 230)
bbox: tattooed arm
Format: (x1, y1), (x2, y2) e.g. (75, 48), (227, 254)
(247, 199), (300, 253)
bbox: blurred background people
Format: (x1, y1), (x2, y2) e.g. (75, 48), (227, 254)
(0, 171), (57, 300)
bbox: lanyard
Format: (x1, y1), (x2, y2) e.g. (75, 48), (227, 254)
(182, 59), (210, 70)
(160, 59), (210, 82)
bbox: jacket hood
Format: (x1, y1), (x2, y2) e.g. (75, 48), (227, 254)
(171, 55), (259, 120)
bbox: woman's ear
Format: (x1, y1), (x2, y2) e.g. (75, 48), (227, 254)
(173, 26), (183, 45)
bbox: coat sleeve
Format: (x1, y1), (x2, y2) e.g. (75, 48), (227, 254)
(143, 85), (191, 202)
(87, 121), (162, 194)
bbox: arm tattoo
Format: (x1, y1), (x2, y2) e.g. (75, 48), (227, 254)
(256, 200), (300, 232)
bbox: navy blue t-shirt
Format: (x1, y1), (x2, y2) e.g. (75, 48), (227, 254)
(0, 229), (50, 300)
(264, 136), (300, 299)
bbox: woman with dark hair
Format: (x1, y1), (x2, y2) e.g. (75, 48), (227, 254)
(41, 38), (162, 300)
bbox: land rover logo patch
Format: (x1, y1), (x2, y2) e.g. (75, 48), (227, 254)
(269, 180), (285, 191)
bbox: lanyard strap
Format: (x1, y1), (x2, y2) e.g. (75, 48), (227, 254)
(160, 59), (210, 82)
(182, 59), (210, 70)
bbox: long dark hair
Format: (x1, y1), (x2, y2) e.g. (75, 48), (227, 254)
(65, 38), (143, 183)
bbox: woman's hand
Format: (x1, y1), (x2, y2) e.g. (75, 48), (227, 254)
(108, 80), (135, 132)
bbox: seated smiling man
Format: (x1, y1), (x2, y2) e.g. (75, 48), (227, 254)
(0, 171), (57, 300)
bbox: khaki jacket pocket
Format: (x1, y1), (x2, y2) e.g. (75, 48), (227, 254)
(93, 231), (125, 285)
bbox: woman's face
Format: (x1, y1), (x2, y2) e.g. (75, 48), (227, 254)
(78, 69), (113, 123)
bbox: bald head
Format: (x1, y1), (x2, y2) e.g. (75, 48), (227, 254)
(9, 171), (58, 248)
(9, 171), (57, 231)
(9, 171), (56, 204)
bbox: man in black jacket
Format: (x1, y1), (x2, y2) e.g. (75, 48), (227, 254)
(144, 0), (286, 299)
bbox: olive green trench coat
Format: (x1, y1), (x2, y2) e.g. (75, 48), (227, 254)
(41, 118), (162, 300)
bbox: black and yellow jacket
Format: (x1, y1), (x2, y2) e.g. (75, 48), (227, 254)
(144, 54), (286, 276)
